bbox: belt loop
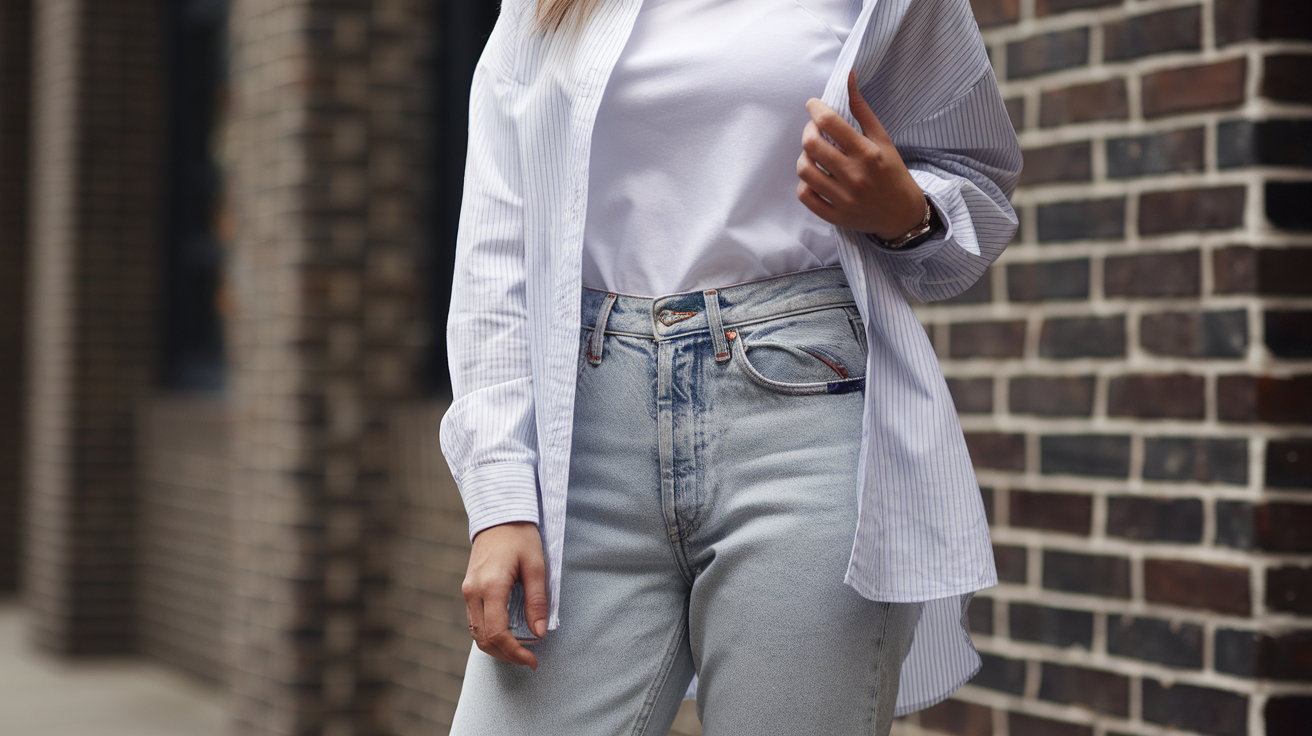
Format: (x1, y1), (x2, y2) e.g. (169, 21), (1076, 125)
(703, 289), (730, 363)
(588, 293), (618, 366)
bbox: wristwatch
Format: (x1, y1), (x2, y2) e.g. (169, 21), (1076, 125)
(870, 196), (941, 250)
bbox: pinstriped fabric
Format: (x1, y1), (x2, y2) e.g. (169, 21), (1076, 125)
(440, 0), (1021, 714)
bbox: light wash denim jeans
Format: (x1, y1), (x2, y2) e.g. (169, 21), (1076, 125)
(451, 267), (922, 736)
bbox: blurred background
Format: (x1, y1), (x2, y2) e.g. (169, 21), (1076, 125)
(0, 0), (1308, 735)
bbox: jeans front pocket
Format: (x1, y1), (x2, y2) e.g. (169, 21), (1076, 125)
(730, 306), (867, 396)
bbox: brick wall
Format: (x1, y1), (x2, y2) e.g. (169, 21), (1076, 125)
(23, 0), (165, 652)
(137, 395), (232, 684)
(893, 1), (1312, 735)
(0, 0), (31, 594)
(223, 0), (428, 733)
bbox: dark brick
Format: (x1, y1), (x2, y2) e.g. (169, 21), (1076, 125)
(1144, 559), (1251, 615)
(1041, 435), (1131, 477)
(1104, 6), (1202, 61)
(1217, 501), (1256, 549)
(945, 269), (993, 304)
(1010, 375), (1095, 417)
(1043, 550), (1131, 598)
(1010, 491), (1092, 535)
(1214, 247), (1312, 295)
(1039, 79), (1128, 128)
(967, 595), (993, 635)
(1106, 251), (1201, 297)
(981, 486), (995, 524)
(1219, 120), (1312, 169)
(994, 544), (1027, 583)
(1007, 29), (1089, 79)
(1019, 141), (1092, 186)
(1038, 663), (1129, 716)
(951, 321), (1026, 359)
(1140, 311), (1247, 358)
(972, 653), (1026, 695)
(1139, 186), (1246, 235)
(1267, 441), (1312, 488)
(1262, 54), (1312, 104)
(1266, 311), (1312, 358)
(1039, 317), (1125, 359)
(1256, 503), (1312, 552)
(1267, 182), (1312, 231)
(1004, 97), (1025, 131)
(1108, 374), (1205, 420)
(1266, 696), (1312, 736)
(1106, 497), (1203, 542)
(1107, 615), (1203, 668)
(965, 432), (1026, 471)
(1215, 628), (1259, 677)
(1220, 375), (1312, 424)
(1267, 566), (1312, 615)
(1107, 128), (1205, 178)
(1008, 259), (1089, 302)
(1036, 198), (1125, 242)
(1217, 0), (1312, 45)
(921, 698), (992, 736)
(1143, 438), (1248, 485)
(1218, 375), (1258, 421)
(1035, 0), (1118, 15)
(948, 377), (993, 414)
(1008, 712), (1092, 736)
(1142, 681), (1248, 736)
(1142, 59), (1247, 118)
(1009, 603), (1092, 649)
(969, 0), (1019, 27)
(1217, 630), (1312, 680)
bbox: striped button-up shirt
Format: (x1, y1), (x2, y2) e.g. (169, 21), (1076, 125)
(440, 0), (1022, 713)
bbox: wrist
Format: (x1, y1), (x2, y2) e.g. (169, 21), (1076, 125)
(871, 195), (938, 250)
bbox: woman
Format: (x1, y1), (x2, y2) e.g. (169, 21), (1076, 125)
(441, 0), (1021, 731)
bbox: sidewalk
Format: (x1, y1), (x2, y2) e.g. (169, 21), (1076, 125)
(0, 602), (228, 736)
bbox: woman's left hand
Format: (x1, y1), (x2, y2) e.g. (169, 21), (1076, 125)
(797, 70), (927, 241)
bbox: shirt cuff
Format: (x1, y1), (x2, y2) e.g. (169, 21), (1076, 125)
(459, 462), (541, 541)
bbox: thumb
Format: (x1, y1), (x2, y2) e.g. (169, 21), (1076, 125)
(521, 554), (549, 638)
(847, 70), (888, 143)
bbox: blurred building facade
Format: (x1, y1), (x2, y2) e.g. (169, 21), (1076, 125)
(0, 1), (1308, 736)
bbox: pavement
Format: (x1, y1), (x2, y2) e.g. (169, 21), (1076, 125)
(0, 602), (228, 736)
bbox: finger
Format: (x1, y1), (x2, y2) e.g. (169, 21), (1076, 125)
(483, 582), (539, 669)
(796, 150), (849, 207)
(462, 578), (485, 646)
(521, 555), (549, 639)
(800, 120), (853, 182)
(797, 180), (839, 220)
(805, 97), (866, 155)
(846, 70), (891, 144)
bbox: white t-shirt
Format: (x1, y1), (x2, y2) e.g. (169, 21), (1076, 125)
(581, 0), (861, 297)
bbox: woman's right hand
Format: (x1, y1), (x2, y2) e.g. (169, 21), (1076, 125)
(462, 521), (549, 669)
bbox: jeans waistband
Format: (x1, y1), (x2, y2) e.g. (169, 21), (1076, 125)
(580, 266), (857, 340)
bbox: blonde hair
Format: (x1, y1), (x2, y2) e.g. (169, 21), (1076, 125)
(536, 0), (604, 33)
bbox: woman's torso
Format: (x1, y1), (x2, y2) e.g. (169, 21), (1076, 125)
(581, 0), (862, 297)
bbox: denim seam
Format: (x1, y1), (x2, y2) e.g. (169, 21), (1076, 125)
(631, 615), (691, 736)
(866, 601), (894, 733)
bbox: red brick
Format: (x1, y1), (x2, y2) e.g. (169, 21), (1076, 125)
(1256, 503), (1312, 552)
(1215, 247), (1312, 295)
(1144, 559), (1251, 615)
(1044, 551), (1131, 598)
(950, 321), (1026, 359)
(1038, 663), (1130, 716)
(1007, 29), (1089, 80)
(1143, 681), (1248, 736)
(994, 544), (1028, 583)
(1104, 251), (1200, 298)
(1139, 186), (1246, 235)
(947, 377), (993, 414)
(1010, 491), (1092, 535)
(1220, 375), (1312, 424)
(1034, 0), (1117, 16)
(1142, 59), (1248, 119)
(1008, 712), (1092, 736)
(1140, 311), (1247, 359)
(965, 432), (1026, 471)
(969, 0), (1019, 27)
(1019, 141), (1092, 186)
(921, 698), (993, 736)
(1039, 79), (1128, 128)
(1108, 373), (1205, 420)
